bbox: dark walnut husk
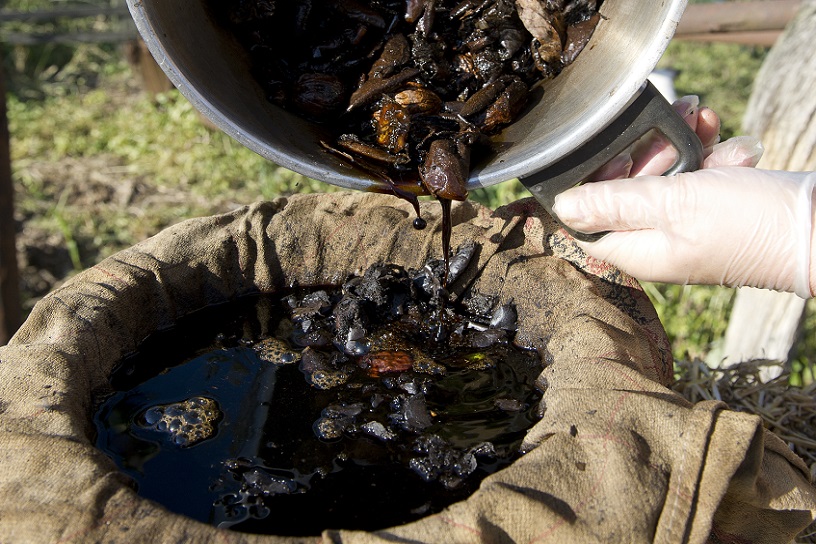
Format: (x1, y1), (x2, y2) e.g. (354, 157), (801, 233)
(208, 0), (604, 200)
(96, 242), (544, 535)
(285, 240), (522, 376)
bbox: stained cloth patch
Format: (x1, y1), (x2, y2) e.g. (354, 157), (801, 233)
(0, 193), (813, 543)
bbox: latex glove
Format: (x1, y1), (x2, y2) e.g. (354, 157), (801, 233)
(587, 95), (729, 181)
(552, 167), (816, 298)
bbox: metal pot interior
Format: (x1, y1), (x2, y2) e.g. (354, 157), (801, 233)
(128, 0), (687, 191)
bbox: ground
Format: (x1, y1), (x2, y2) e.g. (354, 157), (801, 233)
(14, 152), (247, 311)
(10, 75), (260, 316)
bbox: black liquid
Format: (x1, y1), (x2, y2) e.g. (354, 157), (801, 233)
(95, 293), (542, 536)
(440, 198), (453, 284)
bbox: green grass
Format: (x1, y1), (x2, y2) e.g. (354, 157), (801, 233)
(8, 86), (329, 198)
(659, 40), (768, 140)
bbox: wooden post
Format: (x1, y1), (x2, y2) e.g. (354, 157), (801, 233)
(123, 38), (174, 96)
(676, 0), (801, 37)
(712, 0), (816, 379)
(0, 53), (21, 345)
(674, 0), (801, 46)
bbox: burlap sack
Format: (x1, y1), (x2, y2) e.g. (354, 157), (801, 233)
(0, 192), (814, 543)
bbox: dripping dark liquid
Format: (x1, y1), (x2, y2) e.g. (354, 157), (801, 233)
(205, 0), (604, 282)
(440, 198), (453, 285)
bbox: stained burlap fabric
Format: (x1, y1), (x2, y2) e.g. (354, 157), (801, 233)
(1, 192), (814, 543)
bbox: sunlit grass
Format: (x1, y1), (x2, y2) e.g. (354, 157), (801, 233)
(659, 40), (767, 140)
(642, 283), (736, 361)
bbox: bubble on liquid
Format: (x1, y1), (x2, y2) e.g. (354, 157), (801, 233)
(214, 461), (299, 523)
(279, 352), (298, 364)
(143, 407), (162, 425)
(313, 402), (364, 440)
(254, 337), (301, 365)
(410, 351), (446, 375)
(300, 347), (352, 390)
(138, 396), (221, 447)
(314, 416), (346, 440)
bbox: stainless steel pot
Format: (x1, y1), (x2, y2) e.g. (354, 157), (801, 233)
(126, 0), (701, 239)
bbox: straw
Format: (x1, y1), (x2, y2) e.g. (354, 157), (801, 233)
(672, 359), (816, 542)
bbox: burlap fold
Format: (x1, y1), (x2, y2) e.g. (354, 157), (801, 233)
(0, 192), (813, 543)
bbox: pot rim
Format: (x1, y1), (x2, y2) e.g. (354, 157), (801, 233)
(126, 0), (689, 191)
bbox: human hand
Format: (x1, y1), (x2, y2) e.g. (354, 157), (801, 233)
(586, 95), (763, 181)
(552, 167), (816, 298)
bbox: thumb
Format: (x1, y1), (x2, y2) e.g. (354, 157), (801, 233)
(573, 229), (681, 283)
(552, 175), (671, 234)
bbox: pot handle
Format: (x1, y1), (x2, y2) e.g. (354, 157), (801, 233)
(519, 80), (704, 242)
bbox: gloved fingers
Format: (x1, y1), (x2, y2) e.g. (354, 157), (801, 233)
(697, 107), (722, 154)
(586, 96), (707, 181)
(703, 136), (764, 168)
(573, 231), (684, 284)
(552, 174), (675, 234)
(555, 168), (772, 235)
(585, 153), (634, 181)
(674, 95), (701, 133)
(554, 168), (816, 295)
(629, 96), (703, 176)
(595, 122), (758, 184)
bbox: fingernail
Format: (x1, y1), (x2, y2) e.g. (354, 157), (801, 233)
(712, 135), (764, 166)
(673, 95), (700, 118)
(747, 136), (764, 156)
(552, 191), (588, 225)
(743, 136), (764, 164)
